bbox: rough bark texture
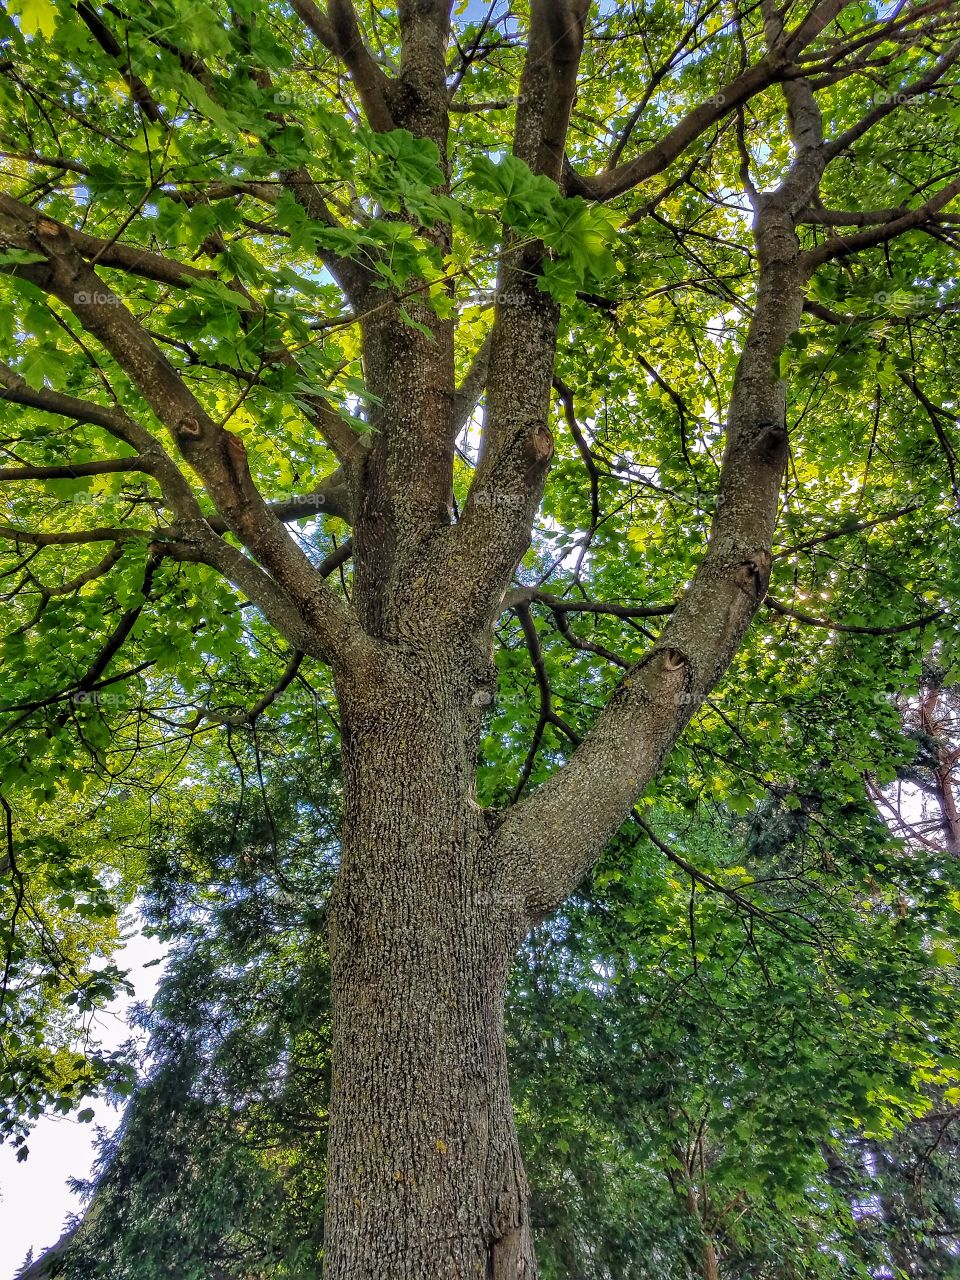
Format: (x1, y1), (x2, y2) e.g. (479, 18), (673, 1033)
(325, 644), (535, 1279)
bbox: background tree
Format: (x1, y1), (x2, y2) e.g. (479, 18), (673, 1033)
(2, 1), (960, 1275)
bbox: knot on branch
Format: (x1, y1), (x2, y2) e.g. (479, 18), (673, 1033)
(225, 431), (249, 483)
(522, 424), (554, 480)
(735, 552), (773, 599)
(660, 647), (687, 673)
(756, 421), (789, 464)
(630, 644), (692, 710)
(177, 415), (202, 439)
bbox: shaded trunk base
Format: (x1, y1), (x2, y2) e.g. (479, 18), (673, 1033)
(322, 925), (537, 1280)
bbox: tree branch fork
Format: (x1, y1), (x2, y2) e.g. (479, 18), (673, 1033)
(0, 0), (958, 923)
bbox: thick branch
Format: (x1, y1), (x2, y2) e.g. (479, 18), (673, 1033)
(0, 458), (144, 482)
(802, 175), (960, 268)
(289, 0), (395, 132)
(0, 199), (370, 672)
(392, 0), (455, 147)
(483, 29), (960, 909)
(199, 650), (305, 728)
(150, 530), (346, 661)
(513, 1), (591, 183)
(0, 359), (204, 526)
(75, 1), (164, 124)
(0, 197), (212, 288)
(444, 6), (592, 628)
(569, 0), (854, 201)
(821, 35), (960, 165)
(0, 524), (150, 547)
(0, 359), (352, 525)
(502, 588), (675, 621)
(0, 195), (363, 457)
(487, 187), (820, 916)
(453, 332), (492, 437)
(765, 596), (943, 635)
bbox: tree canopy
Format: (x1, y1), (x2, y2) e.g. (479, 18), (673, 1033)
(1, 0), (960, 1276)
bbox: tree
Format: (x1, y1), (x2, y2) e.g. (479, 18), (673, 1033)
(1, 1), (959, 1275)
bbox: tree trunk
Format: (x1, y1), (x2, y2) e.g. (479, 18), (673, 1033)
(323, 644), (536, 1279)
(702, 1239), (720, 1280)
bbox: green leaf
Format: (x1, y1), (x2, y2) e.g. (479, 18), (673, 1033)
(13, 0), (57, 40)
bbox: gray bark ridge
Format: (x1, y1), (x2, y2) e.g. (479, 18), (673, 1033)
(324, 645), (536, 1279)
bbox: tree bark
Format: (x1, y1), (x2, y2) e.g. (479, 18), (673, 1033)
(702, 1239), (720, 1280)
(324, 643), (536, 1279)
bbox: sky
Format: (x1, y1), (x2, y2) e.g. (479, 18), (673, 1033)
(0, 929), (165, 1279)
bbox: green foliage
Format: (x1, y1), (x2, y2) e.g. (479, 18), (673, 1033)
(1, 1), (959, 1274)
(55, 727), (960, 1280)
(63, 743), (339, 1280)
(0, 795), (138, 1157)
